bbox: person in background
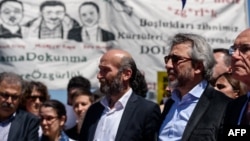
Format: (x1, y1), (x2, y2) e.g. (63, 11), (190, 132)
(0, 72), (40, 141)
(64, 75), (91, 130)
(213, 72), (247, 99)
(211, 48), (232, 82)
(20, 80), (50, 137)
(79, 49), (161, 141)
(158, 33), (231, 141)
(20, 80), (50, 116)
(67, 76), (91, 106)
(39, 99), (74, 141)
(65, 88), (94, 140)
(221, 28), (250, 141)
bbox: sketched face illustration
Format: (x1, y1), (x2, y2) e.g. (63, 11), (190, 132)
(42, 5), (65, 25)
(0, 1), (23, 26)
(79, 5), (99, 27)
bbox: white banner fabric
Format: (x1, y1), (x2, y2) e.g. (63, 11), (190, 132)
(0, 0), (248, 92)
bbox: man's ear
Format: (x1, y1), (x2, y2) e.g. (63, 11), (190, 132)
(194, 61), (204, 74)
(122, 68), (132, 81)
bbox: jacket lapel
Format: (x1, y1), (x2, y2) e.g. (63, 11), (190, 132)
(160, 98), (174, 125)
(115, 93), (137, 141)
(181, 85), (213, 141)
(89, 103), (105, 141)
(8, 111), (21, 141)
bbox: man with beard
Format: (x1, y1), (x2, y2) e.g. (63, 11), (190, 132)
(79, 49), (161, 141)
(0, 72), (40, 141)
(158, 33), (231, 141)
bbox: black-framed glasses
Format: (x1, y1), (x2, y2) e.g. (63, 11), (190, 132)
(40, 116), (58, 124)
(27, 95), (46, 102)
(0, 92), (20, 101)
(164, 54), (192, 64)
(229, 44), (250, 55)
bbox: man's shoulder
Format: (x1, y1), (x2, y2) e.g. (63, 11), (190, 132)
(204, 85), (232, 102)
(228, 94), (248, 107)
(130, 93), (159, 107)
(15, 109), (39, 121)
(88, 101), (104, 111)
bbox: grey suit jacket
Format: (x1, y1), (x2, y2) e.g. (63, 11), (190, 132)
(160, 84), (231, 141)
(79, 92), (161, 141)
(8, 109), (40, 141)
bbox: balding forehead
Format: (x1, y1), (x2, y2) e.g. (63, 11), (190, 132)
(99, 50), (132, 67)
(235, 28), (250, 43)
(237, 29), (250, 37)
(104, 49), (132, 59)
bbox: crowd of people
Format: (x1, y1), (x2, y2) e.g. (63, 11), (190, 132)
(1, 28), (250, 141)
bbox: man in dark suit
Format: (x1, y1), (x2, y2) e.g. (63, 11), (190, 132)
(79, 49), (161, 141)
(158, 33), (231, 141)
(0, 72), (40, 141)
(68, 1), (115, 42)
(221, 28), (250, 140)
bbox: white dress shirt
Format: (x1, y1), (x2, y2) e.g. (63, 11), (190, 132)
(93, 88), (132, 141)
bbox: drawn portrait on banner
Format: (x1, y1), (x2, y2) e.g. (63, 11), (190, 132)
(67, 1), (115, 44)
(25, 0), (79, 39)
(0, 0), (27, 38)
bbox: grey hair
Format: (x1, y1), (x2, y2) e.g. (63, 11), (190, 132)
(0, 72), (23, 90)
(168, 33), (215, 80)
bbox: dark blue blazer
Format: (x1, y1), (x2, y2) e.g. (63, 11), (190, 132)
(223, 94), (248, 125)
(8, 109), (40, 141)
(79, 92), (161, 141)
(160, 84), (231, 141)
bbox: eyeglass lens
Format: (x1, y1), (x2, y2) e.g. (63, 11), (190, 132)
(28, 95), (46, 102)
(229, 44), (250, 55)
(0, 92), (19, 100)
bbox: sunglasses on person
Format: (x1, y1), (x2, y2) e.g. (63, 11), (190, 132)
(27, 95), (46, 102)
(164, 54), (192, 64)
(0, 92), (20, 101)
(229, 44), (250, 55)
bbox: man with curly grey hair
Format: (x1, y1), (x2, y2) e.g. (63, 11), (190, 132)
(158, 33), (231, 141)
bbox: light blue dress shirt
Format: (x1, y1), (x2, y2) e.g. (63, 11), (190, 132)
(0, 113), (15, 141)
(158, 80), (208, 141)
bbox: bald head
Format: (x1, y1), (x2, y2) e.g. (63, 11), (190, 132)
(235, 28), (250, 44)
(103, 49), (132, 59)
(100, 49), (132, 67)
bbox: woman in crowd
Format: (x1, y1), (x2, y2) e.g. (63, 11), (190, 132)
(213, 72), (247, 99)
(20, 80), (50, 137)
(20, 80), (50, 116)
(65, 88), (94, 140)
(39, 99), (74, 141)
